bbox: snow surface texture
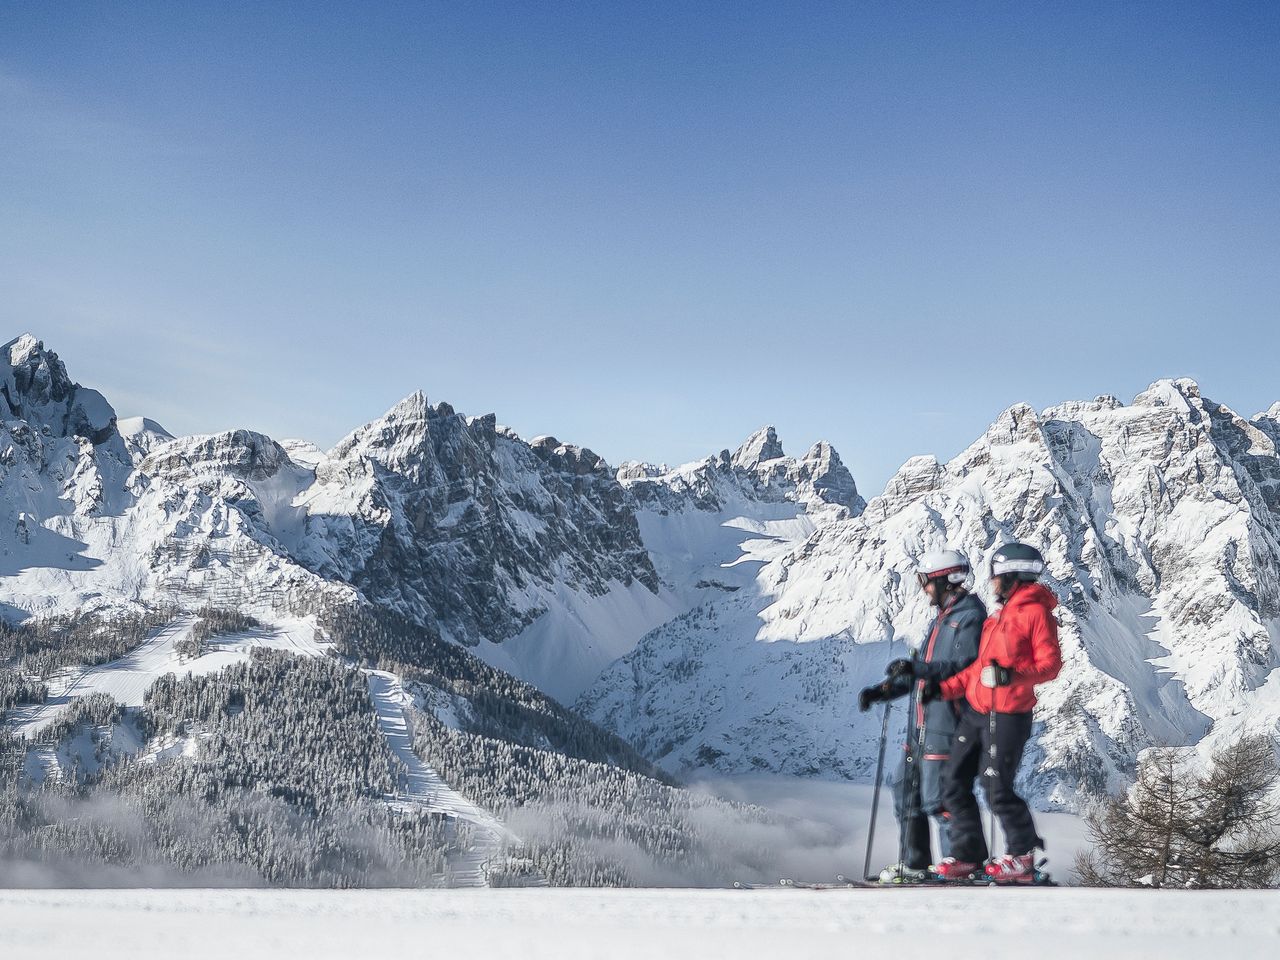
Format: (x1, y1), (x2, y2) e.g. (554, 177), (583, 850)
(582, 381), (1280, 807)
(1, 888), (1277, 960)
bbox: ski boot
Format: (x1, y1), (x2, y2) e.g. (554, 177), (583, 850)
(932, 857), (983, 882)
(984, 853), (1037, 884)
(877, 862), (931, 885)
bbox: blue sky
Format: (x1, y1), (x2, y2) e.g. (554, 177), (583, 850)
(2, 1), (1277, 492)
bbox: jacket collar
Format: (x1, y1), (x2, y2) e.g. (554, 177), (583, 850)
(1001, 581), (1058, 612)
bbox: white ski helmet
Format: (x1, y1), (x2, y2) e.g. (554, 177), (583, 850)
(915, 549), (970, 587)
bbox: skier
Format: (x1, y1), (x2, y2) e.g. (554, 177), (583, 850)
(858, 549), (986, 883)
(925, 542), (1063, 884)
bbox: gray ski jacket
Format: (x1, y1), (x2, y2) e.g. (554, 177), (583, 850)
(896, 590), (986, 758)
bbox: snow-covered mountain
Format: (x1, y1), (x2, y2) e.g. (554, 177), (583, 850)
(294, 393), (669, 700)
(0, 333), (860, 887)
(132, 392), (668, 699)
(1, 336), (667, 698)
(2, 335), (860, 703)
(581, 380), (1280, 807)
(1, 335), (356, 620)
(617, 428), (861, 599)
(7, 332), (1280, 814)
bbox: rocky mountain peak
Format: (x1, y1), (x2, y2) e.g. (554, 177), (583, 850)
(1135, 377), (1203, 412)
(795, 441), (862, 513)
(117, 416), (176, 465)
(585, 379), (1280, 804)
(1252, 404), (1280, 451)
(865, 454), (945, 519)
(615, 461), (666, 483)
(620, 427), (861, 516)
(529, 436), (610, 477)
(5, 334), (74, 410)
(2, 333), (117, 445)
(6, 332), (48, 368)
(388, 389), (431, 420)
(731, 425), (784, 469)
(988, 402), (1043, 444)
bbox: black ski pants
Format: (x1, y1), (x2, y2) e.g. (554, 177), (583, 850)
(942, 706), (1042, 863)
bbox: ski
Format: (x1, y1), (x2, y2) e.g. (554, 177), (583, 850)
(781, 878), (863, 890)
(731, 879), (860, 890)
(838, 872), (945, 887)
(734, 862), (1057, 890)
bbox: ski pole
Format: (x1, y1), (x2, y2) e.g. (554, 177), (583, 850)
(862, 699), (893, 882)
(985, 660), (999, 860)
(910, 676), (927, 868)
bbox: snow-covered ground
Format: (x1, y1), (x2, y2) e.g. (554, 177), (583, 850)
(1, 888), (1276, 960)
(7, 616), (325, 738)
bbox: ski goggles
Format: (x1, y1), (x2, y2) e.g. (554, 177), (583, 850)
(916, 566), (967, 588)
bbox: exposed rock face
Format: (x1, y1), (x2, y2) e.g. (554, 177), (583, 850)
(732, 426), (785, 469)
(1, 336), (131, 530)
(581, 379), (1280, 808)
(620, 425), (863, 517)
(297, 392), (660, 653)
(2, 335), (119, 446)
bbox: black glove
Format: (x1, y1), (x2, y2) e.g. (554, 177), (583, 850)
(918, 679), (941, 705)
(858, 682), (891, 712)
(980, 663), (1013, 688)
(885, 658), (916, 680)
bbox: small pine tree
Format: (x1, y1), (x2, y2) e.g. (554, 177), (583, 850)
(1077, 735), (1280, 888)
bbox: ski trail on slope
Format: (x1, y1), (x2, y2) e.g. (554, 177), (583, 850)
(3, 617), (514, 885)
(365, 670), (513, 887)
(7, 617), (329, 738)
(7, 618), (198, 737)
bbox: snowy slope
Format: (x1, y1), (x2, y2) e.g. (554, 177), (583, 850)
(619, 425), (862, 604)
(365, 670), (511, 886)
(7, 616), (327, 738)
(2, 888), (1278, 960)
(474, 427), (866, 700)
(3, 605), (514, 883)
(582, 381), (1280, 807)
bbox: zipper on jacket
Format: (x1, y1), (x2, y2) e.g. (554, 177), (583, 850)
(918, 593), (960, 728)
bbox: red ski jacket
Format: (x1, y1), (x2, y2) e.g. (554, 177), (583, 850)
(939, 582), (1062, 714)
